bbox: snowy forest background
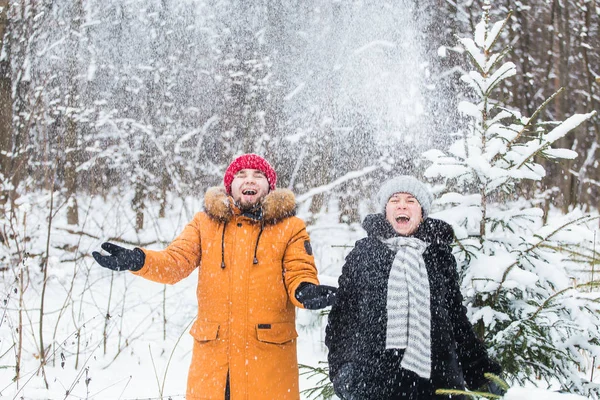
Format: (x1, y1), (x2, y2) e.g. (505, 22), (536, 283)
(0, 0), (599, 399)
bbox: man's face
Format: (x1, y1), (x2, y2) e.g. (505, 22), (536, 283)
(230, 169), (270, 209)
(385, 192), (423, 236)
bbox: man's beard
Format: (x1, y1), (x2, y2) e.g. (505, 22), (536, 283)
(237, 199), (262, 213)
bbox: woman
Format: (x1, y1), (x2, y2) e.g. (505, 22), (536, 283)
(325, 176), (502, 399)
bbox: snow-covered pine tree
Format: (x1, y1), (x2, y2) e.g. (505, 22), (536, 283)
(423, 2), (600, 397)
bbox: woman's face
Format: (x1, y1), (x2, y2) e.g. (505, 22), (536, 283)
(385, 192), (423, 236)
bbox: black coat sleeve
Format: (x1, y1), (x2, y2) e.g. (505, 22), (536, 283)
(443, 245), (502, 389)
(325, 247), (361, 379)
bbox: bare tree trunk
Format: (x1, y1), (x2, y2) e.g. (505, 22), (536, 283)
(64, 0), (83, 225)
(339, 186), (360, 224)
(576, 0), (600, 206)
(65, 112), (79, 225)
(307, 127), (333, 220)
(133, 181), (145, 231)
(0, 0), (14, 207)
(39, 176), (54, 389)
(159, 171), (168, 218)
(554, 1), (577, 212)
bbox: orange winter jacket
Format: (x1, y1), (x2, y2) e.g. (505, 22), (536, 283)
(133, 187), (320, 400)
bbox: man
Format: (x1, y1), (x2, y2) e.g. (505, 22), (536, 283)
(93, 154), (336, 400)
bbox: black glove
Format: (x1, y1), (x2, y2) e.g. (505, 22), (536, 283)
(487, 381), (507, 397)
(92, 242), (145, 272)
(332, 363), (359, 400)
(478, 373), (507, 397)
(295, 282), (337, 309)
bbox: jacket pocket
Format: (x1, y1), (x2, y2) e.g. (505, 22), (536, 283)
(189, 321), (220, 342)
(255, 322), (298, 344)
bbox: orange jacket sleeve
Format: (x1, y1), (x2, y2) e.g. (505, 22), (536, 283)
(283, 217), (320, 308)
(133, 213), (202, 284)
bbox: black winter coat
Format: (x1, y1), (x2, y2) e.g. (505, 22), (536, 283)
(325, 214), (501, 399)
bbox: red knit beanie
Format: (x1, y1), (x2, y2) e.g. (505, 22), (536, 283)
(223, 154), (277, 194)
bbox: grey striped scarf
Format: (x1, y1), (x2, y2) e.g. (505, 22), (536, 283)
(381, 236), (431, 379)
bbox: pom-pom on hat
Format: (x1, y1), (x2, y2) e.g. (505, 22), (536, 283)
(223, 154), (277, 194)
(376, 175), (433, 218)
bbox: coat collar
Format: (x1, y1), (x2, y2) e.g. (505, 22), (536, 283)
(203, 186), (297, 224)
(362, 213), (454, 245)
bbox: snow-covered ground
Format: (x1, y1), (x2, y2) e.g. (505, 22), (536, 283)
(0, 191), (591, 399)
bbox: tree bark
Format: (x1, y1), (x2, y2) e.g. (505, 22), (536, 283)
(64, 0), (83, 225)
(0, 0), (14, 207)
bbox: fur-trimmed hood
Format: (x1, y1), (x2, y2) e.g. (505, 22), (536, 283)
(203, 186), (297, 224)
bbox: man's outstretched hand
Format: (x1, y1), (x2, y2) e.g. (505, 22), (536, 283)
(92, 242), (145, 272)
(295, 282), (337, 309)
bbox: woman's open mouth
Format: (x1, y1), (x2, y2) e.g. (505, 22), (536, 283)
(395, 215), (411, 224)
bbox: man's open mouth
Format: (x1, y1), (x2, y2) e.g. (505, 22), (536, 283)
(242, 189), (257, 195)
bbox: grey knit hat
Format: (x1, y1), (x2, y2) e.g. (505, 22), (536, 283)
(375, 175), (434, 218)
